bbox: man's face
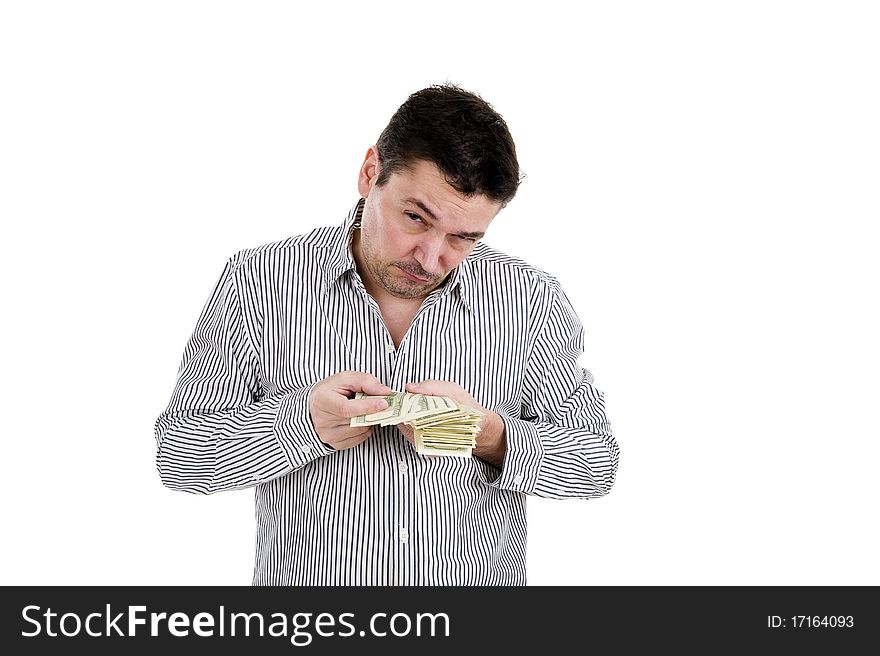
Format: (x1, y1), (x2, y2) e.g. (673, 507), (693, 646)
(354, 149), (501, 300)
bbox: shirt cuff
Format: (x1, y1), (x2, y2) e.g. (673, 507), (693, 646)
(488, 413), (545, 493)
(273, 385), (335, 469)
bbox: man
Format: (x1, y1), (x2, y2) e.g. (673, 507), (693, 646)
(154, 84), (619, 585)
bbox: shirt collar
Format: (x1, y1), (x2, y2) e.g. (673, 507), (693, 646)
(435, 248), (475, 313)
(321, 197), (476, 313)
(320, 198), (363, 293)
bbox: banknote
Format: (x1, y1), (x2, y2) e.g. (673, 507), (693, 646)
(349, 391), (481, 457)
(349, 392), (408, 427)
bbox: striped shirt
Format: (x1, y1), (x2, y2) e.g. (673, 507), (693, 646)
(154, 198), (619, 585)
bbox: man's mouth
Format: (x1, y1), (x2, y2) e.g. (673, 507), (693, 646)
(395, 264), (432, 284)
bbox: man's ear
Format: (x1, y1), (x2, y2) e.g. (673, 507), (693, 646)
(357, 145), (381, 197)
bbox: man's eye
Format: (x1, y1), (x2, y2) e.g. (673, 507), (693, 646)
(404, 212), (424, 224)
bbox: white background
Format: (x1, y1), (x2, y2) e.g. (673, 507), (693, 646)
(2, 1), (877, 586)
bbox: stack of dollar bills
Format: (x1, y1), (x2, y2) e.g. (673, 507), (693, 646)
(349, 391), (482, 458)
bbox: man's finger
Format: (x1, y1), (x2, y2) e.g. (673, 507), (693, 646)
(332, 371), (392, 395)
(397, 427), (414, 445)
(361, 379), (393, 396)
(336, 396), (389, 419)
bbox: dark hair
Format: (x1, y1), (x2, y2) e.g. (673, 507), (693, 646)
(375, 83), (522, 208)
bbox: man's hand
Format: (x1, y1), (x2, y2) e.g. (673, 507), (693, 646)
(403, 380), (506, 468)
(309, 372), (392, 451)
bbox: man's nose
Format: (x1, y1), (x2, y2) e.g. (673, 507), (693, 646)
(414, 233), (446, 275)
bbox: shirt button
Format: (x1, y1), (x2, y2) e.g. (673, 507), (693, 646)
(300, 444), (312, 453)
(398, 460), (409, 473)
(386, 343), (395, 354)
(513, 473), (524, 485)
(400, 528), (409, 544)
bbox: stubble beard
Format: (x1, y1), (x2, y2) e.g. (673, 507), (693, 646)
(372, 260), (442, 299)
(356, 221), (443, 300)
